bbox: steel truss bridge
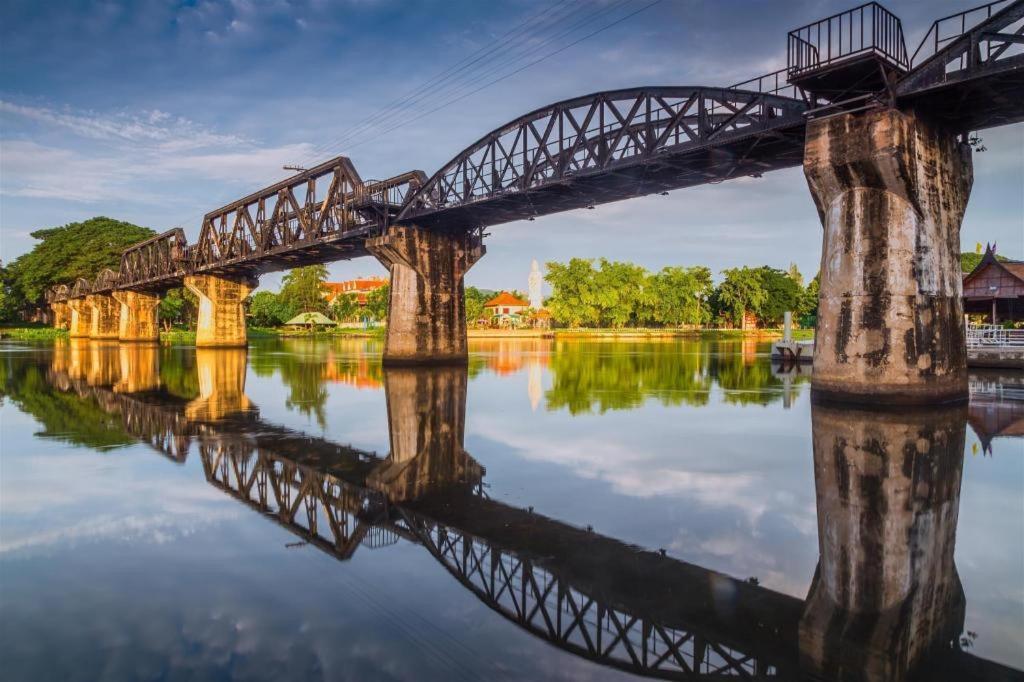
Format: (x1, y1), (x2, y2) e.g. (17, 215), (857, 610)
(39, 362), (1021, 681)
(48, 0), (1024, 304)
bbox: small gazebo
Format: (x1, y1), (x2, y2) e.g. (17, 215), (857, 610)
(283, 312), (335, 329)
(962, 245), (1024, 324)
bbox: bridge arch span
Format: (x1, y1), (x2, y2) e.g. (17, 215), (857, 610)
(398, 86), (809, 229)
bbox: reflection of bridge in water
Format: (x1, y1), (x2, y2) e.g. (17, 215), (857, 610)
(35, 342), (1024, 681)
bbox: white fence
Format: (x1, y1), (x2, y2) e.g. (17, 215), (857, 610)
(966, 324), (1024, 348)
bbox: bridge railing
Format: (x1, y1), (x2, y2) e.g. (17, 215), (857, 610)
(730, 68), (808, 102)
(909, 0), (1019, 68)
(787, 1), (909, 76)
(966, 323), (1024, 348)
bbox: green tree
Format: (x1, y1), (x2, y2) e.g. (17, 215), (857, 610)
(4, 217), (154, 308)
(715, 267), (767, 327)
(649, 266), (713, 326)
(159, 287), (197, 329)
(545, 258), (600, 327)
(366, 284), (390, 321)
(592, 259), (650, 327)
(330, 293), (360, 322)
(798, 275), (820, 328)
(465, 286), (489, 323)
(249, 290), (294, 327)
(279, 265), (328, 314)
(755, 266), (802, 326)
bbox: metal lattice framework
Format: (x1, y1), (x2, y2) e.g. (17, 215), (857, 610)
(70, 277), (92, 299)
(398, 510), (784, 680)
(90, 268), (119, 294)
(119, 228), (190, 290)
(398, 86), (809, 228)
(200, 444), (384, 559)
(192, 160), (424, 276)
(898, 0), (1024, 131)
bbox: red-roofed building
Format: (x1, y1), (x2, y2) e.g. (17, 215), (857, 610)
(483, 292), (530, 318)
(321, 277), (387, 306)
(963, 245), (1024, 323)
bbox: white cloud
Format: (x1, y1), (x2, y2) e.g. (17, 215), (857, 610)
(0, 99), (316, 208)
(0, 100), (248, 150)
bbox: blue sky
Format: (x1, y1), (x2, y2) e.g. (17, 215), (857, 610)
(1, 0), (1021, 292)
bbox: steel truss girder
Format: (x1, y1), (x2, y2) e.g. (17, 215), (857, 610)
(397, 86), (808, 228)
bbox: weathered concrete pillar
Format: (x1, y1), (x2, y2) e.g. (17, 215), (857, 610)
(367, 225), (485, 365)
(68, 299), (91, 338)
(185, 348), (252, 421)
(799, 402), (966, 681)
(804, 108), (972, 405)
(85, 294), (120, 339)
(366, 366), (482, 502)
(114, 343), (161, 393)
(51, 302), (70, 330)
(183, 274), (255, 348)
(113, 290), (161, 342)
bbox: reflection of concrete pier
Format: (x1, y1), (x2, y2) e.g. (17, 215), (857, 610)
(801, 402), (967, 682)
(184, 349), (252, 421)
(367, 366), (482, 502)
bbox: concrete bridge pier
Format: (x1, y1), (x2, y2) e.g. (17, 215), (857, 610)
(113, 290), (161, 342)
(67, 299), (91, 338)
(184, 274), (256, 348)
(367, 365), (481, 501)
(50, 302), (70, 330)
(805, 108), (972, 405)
(367, 225), (485, 365)
(85, 294), (120, 339)
(800, 402), (967, 681)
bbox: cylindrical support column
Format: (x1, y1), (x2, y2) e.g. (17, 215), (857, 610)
(68, 299), (91, 338)
(183, 274), (256, 348)
(799, 401), (966, 681)
(51, 302), (70, 330)
(113, 290), (161, 342)
(804, 108), (972, 405)
(366, 225), (485, 365)
(85, 294), (120, 339)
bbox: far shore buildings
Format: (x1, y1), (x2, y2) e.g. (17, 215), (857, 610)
(483, 292), (530, 319)
(321, 276), (387, 306)
(963, 245), (1024, 324)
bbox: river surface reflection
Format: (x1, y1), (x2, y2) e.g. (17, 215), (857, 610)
(0, 337), (1021, 681)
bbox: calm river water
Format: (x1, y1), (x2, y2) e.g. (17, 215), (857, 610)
(0, 337), (1021, 681)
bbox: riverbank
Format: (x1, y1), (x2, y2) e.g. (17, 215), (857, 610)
(468, 327), (815, 340)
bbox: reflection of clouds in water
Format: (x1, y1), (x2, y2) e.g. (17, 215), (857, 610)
(0, 509), (239, 555)
(469, 411), (819, 597)
(0, 447), (235, 556)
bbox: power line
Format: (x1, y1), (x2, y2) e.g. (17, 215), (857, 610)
(344, 0), (663, 155)
(294, 0), (579, 167)
(167, 0), (578, 232)
(307, 0), (628, 163)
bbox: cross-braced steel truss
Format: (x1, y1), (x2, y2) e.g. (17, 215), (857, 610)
(396, 510), (783, 680)
(398, 86), (809, 228)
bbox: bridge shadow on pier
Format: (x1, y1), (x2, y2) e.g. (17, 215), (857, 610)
(11, 342), (1023, 682)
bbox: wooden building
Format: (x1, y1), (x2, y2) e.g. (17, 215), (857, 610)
(962, 245), (1024, 324)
